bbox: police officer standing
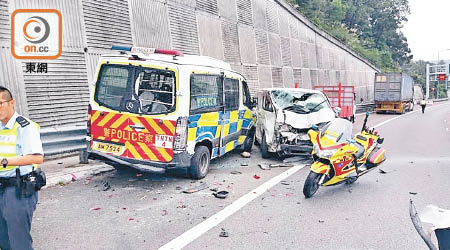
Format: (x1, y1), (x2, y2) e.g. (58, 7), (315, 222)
(0, 86), (44, 250)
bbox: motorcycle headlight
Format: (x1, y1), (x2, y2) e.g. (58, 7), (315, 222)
(316, 147), (337, 159)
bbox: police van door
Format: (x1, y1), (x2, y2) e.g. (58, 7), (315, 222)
(189, 73), (224, 159)
(127, 67), (177, 163)
(220, 76), (240, 155)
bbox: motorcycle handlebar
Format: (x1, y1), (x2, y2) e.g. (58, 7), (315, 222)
(361, 112), (369, 132)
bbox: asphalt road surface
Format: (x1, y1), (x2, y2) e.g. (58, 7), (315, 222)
(32, 102), (450, 250)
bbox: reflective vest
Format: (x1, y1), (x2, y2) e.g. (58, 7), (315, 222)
(0, 118), (39, 172)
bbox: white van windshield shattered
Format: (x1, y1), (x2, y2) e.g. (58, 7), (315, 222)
(95, 64), (176, 115)
(271, 90), (329, 114)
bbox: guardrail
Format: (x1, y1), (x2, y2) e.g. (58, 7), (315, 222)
(356, 103), (376, 114)
(41, 126), (86, 157)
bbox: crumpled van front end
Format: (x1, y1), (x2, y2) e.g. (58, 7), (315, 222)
(256, 88), (336, 158)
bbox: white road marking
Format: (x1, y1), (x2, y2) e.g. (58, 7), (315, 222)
(158, 164), (306, 250)
(159, 101), (450, 250)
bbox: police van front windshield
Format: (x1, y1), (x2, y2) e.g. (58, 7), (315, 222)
(94, 64), (176, 115)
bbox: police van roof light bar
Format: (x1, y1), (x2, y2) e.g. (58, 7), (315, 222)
(111, 45), (183, 57)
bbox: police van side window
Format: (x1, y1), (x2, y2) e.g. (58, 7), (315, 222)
(95, 65), (130, 110)
(224, 78), (239, 111)
(190, 74), (223, 115)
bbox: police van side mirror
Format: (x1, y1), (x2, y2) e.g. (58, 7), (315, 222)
(251, 97), (258, 109)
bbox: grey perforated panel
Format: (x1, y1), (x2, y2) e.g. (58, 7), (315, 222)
(196, 0), (218, 15)
(168, 0), (200, 55)
(83, 0), (133, 49)
(222, 19), (240, 63)
(271, 67), (282, 87)
(255, 29), (270, 65)
(237, 0), (252, 26)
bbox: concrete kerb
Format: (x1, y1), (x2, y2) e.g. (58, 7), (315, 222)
(43, 164), (114, 189)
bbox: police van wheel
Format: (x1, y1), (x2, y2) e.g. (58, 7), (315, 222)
(190, 146), (210, 179)
(243, 130), (255, 152)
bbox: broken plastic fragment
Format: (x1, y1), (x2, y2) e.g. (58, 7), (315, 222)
(90, 207), (101, 211)
(102, 181), (111, 191)
(219, 228), (229, 237)
(258, 163), (270, 170)
(70, 173), (77, 181)
(183, 182), (209, 194)
(253, 175), (260, 179)
(213, 191), (229, 199)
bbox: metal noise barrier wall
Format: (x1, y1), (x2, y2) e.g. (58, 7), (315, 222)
(40, 126), (87, 157)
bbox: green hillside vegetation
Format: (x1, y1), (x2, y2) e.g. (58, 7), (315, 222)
(288, 0), (412, 72)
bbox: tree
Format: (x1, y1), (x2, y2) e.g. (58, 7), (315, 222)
(290, 0), (413, 71)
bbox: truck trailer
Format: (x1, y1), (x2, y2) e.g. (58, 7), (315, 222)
(374, 73), (414, 114)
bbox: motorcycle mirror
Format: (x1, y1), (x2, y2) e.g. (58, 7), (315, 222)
(311, 125), (319, 131)
(377, 137), (384, 144)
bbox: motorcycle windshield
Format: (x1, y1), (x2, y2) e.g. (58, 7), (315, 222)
(321, 118), (353, 143)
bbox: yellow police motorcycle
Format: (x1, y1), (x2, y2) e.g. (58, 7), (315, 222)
(303, 112), (386, 198)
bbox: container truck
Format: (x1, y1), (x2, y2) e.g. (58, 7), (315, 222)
(374, 73), (414, 114)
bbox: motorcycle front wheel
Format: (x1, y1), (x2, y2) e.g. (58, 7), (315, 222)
(303, 171), (322, 198)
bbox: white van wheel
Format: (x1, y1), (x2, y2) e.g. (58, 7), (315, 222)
(260, 133), (270, 159)
(190, 145), (210, 179)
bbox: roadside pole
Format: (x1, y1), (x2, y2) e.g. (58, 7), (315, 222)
(426, 64), (430, 100)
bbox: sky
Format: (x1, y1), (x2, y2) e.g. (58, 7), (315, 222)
(402, 0), (450, 62)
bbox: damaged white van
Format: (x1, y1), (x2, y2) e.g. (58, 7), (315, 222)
(255, 88), (337, 158)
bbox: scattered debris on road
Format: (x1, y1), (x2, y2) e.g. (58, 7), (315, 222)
(136, 173), (143, 177)
(280, 181), (290, 185)
(70, 173), (77, 181)
(409, 192), (418, 195)
(219, 228), (229, 237)
(379, 169), (387, 174)
(258, 163), (270, 170)
(183, 182), (209, 194)
(213, 191), (229, 199)
(258, 163), (294, 170)
(210, 187), (218, 192)
(90, 207), (101, 211)
(240, 163), (248, 166)
(318, 220), (325, 223)
(269, 163), (294, 168)
(102, 181), (111, 191)
(240, 152), (251, 158)
(253, 174), (261, 179)
(175, 186), (182, 190)
(230, 171), (242, 175)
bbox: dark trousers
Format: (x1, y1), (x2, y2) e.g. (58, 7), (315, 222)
(0, 184), (37, 250)
(421, 104), (426, 113)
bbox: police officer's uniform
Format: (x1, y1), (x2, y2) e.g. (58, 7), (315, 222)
(0, 112), (43, 250)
